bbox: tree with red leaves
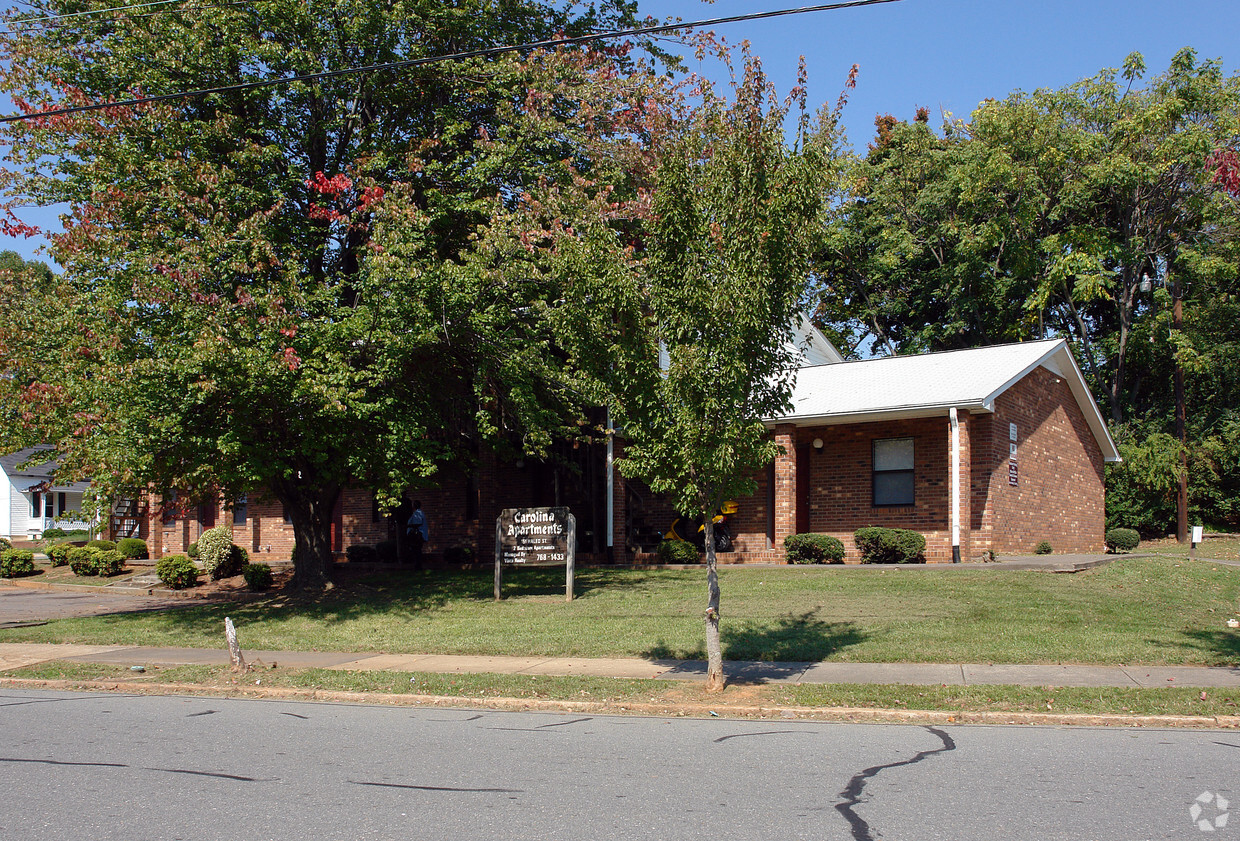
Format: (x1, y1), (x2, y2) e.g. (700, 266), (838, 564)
(0, 0), (672, 591)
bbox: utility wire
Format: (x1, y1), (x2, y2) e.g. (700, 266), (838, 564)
(5, 0), (196, 26)
(0, 1), (251, 32)
(0, 0), (902, 124)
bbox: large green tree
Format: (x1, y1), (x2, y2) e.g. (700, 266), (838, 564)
(815, 50), (1240, 535)
(520, 51), (830, 690)
(0, 0), (664, 590)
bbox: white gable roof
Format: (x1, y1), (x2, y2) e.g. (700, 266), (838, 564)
(771, 339), (1120, 462)
(791, 315), (844, 365)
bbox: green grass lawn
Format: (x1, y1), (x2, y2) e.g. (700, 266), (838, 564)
(1139, 534), (1240, 562)
(2, 556), (1238, 666)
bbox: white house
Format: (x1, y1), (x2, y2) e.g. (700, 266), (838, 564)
(0, 446), (92, 540)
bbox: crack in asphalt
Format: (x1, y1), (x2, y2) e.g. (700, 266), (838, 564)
(143, 767), (271, 782)
(0, 757), (127, 768)
(835, 726), (957, 841)
(350, 781), (523, 793)
(0, 757), (272, 782)
(714, 729), (804, 743)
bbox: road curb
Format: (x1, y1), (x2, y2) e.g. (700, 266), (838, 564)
(4, 676), (1238, 729)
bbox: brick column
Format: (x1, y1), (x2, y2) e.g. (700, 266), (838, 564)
(958, 411), (974, 560)
(146, 490), (163, 558)
(773, 423), (797, 548)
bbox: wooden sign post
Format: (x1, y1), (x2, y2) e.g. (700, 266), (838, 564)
(494, 507), (576, 601)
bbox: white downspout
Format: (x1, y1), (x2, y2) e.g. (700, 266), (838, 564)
(606, 407), (614, 551)
(950, 407), (961, 563)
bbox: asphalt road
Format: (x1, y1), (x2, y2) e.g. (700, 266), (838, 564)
(0, 689), (1235, 841)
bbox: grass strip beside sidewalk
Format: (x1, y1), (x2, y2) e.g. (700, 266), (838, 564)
(6, 660), (1240, 721)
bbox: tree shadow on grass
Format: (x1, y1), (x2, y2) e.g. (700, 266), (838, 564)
(32, 566), (681, 645)
(1173, 629), (1240, 666)
(642, 610), (866, 668)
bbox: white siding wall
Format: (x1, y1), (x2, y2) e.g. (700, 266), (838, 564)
(5, 476), (29, 539)
(0, 472), (11, 538)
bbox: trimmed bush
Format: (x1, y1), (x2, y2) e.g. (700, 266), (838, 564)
(87, 539), (116, 551)
(854, 527), (926, 564)
(197, 525), (246, 579)
(156, 554), (198, 589)
(41, 527), (66, 539)
(117, 538), (149, 560)
(242, 562), (273, 591)
(1, 548), (36, 578)
(784, 533), (846, 564)
(443, 545), (475, 565)
(1105, 528), (1140, 553)
(95, 549), (126, 576)
(375, 539), (398, 563)
(67, 546), (99, 576)
(46, 543), (70, 567)
(656, 540), (700, 564)
(346, 545), (379, 564)
(0, 537), (10, 551)
(187, 541), (199, 559)
(1034, 540), (1053, 555)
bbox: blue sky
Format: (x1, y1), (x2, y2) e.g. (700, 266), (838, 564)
(646, 0), (1240, 144)
(4, 0), (1239, 265)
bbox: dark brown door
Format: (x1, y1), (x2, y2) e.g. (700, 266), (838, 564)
(795, 444), (811, 534)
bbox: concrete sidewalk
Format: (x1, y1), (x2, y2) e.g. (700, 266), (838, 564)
(2, 642), (1238, 689)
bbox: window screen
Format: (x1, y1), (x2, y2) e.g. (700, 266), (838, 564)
(873, 437), (915, 506)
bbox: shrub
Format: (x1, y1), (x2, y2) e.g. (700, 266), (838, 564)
(117, 538), (149, 560)
(87, 539), (116, 551)
(1105, 528), (1140, 553)
(1, 549), (36, 578)
(95, 549), (126, 576)
(346, 544), (379, 564)
(1034, 540), (1053, 555)
(443, 545), (475, 565)
(242, 562), (273, 591)
(156, 555), (198, 589)
(784, 533), (846, 564)
(197, 526), (239, 579)
(656, 540), (700, 564)
(207, 544), (248, 580)
(0, 537), (9, 551)
(41, 527), (66, 539)
(187, 541), (199, 559)
(46, 543), (70, 567)
(854, 527), (926, 564)
(375, 539), (398, 563)
(67, 546), (99, 576)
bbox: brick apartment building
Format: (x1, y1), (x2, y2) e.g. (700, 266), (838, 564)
(126, 336), (1119, 565)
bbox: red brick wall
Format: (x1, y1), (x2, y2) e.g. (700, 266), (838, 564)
(795, 417), (956, 562)
(984, 366), (1106, 553)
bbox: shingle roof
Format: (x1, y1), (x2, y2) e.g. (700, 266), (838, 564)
(772, 339), (1120, 462)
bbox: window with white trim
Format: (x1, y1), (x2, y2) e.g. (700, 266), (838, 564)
(873, 437), (915, 506)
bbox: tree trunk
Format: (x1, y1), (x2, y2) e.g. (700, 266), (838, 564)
(702, 515), (724, 692)
(276, 480), (341, 593)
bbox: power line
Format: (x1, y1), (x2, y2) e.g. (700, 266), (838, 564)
(0, 0), (250, 33)
(6, 0), (197, 27)
(0, 0), (902, 124)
